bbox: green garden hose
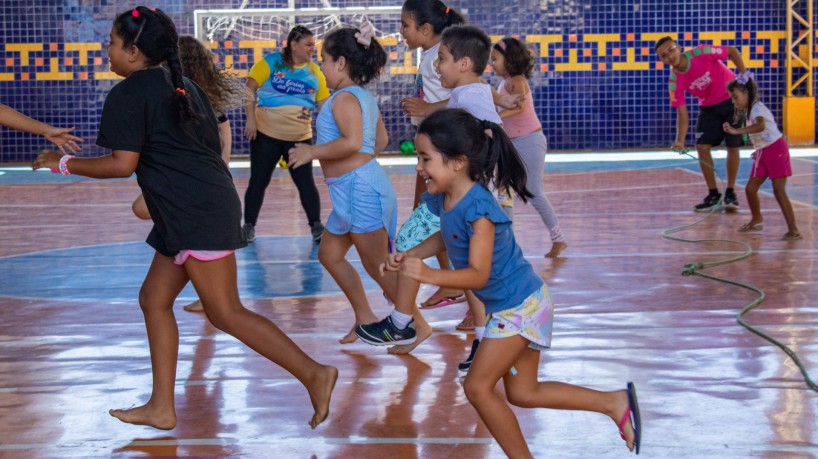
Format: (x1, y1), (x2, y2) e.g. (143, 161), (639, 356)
(663, 150), (817, 391)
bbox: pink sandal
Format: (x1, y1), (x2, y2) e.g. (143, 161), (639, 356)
(617, 382), (642, 454)
(456, 310), (475, 331)
(421, 294), (466, 309)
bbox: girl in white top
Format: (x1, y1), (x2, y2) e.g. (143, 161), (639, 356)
(723, 78), (801, 240)
(397, 0), (468, 310)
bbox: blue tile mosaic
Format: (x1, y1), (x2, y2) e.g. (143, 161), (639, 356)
(1, 0), (814, 162)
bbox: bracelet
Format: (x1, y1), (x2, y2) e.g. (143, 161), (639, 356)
(59, 155), (75, 175)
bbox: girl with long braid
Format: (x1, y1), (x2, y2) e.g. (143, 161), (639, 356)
(32, 6), (337, 431)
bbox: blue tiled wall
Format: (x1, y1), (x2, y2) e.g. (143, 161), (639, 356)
(1, 0), (814, 162)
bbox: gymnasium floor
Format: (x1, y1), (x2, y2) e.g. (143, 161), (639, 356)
(1, 149), (816, 458)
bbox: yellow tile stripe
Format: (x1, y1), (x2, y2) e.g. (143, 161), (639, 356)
(0, 31), (813, 81)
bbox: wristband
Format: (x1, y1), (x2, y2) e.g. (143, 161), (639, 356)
(59, 155), (75, 175)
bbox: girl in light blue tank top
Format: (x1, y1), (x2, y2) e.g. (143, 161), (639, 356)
(288, 26), (403, 345)
(356, 109), (643, 456)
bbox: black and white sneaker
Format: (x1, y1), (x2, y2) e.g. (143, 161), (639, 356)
(243, 223), (256, 242)
(355, 317), (416, 346)
(458, 339), (480, 372)
(723, 190), (740, 212)
(693, 193), (722, 213)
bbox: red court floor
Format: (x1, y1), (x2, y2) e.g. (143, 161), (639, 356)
(0, 156), (816, 458)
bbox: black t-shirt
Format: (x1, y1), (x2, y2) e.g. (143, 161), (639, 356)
(97, 68), (246, 256)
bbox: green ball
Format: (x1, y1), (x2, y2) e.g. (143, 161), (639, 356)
(400, 140), (415, 155)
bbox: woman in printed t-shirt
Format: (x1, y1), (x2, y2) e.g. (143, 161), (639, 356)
(243, 25), (330, 243)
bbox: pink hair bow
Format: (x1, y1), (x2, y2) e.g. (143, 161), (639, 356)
(355, 22), (374, 48)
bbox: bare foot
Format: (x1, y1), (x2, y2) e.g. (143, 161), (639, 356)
(609, 389), (635, 452)
(307, 365), (338, 429)
(109, 403), (176, 430)
(340, 315), (379, 344)
(387, 320), (433, 354)
(545, 241), (568, 258)
(339, 325), (360, 344)
(182, 299), (204, 312)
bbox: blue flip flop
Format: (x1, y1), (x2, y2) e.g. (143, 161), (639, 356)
(626, 381), (642, 454)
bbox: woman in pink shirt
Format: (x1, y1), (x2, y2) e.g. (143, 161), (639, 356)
(491, 37), (567, 258)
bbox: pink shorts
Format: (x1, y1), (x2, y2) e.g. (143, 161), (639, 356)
(173, 250), (234, 266)
(751, 137), (792, 179)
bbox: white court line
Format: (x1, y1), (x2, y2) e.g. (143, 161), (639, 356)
(7, 148), (816, 172)
(0, 437), (493, 451)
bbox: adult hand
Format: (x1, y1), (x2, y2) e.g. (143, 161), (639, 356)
(736, 71), (754, 84)
(244, 119), (257, 140)
(42, 127), (83, 154)
(401, 98), (430, 117)
(671, 141), (686, 152)
(288, 143), (314, 169)
(31, 149), (63, 171)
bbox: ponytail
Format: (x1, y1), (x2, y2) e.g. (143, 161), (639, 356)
(282, 25), (313, 68)
(726, 78), (758, 127)
(113, 6), (199, 122)
(403, 0), (467, 34)
(482, 120), (533, 203)
(322, 27), (387, 85)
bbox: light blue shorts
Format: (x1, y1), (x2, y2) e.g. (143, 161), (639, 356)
(485, 285), (554, 350)
(325, 158), (397, 243)
(395, 201), (441, 252)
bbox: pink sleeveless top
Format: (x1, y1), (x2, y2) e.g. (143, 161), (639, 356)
(497, 78), (541, 138)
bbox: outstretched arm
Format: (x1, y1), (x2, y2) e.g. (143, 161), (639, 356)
(401, 97), (447, 118)
(32, 149), (140, 179)
(1, 103), (83, 154)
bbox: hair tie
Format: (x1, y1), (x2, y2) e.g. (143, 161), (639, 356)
(175, 87), (186, 95)
(445, 6), (450, 14)
(736, 71), (754, 85)
(132, 9), (140, 18)
(354, 21), (374, 48)
(482, 119), (494, 130)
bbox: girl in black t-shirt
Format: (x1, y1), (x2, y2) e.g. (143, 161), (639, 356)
(33, 6), (337, 431)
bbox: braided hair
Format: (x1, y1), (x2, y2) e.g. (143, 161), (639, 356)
(113, 6), (199, 122)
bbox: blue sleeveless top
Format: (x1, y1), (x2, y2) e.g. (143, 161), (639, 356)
(316, 85), (378, 154)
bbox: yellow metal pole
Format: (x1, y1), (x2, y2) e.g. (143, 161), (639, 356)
(783, 0), (815, 144)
